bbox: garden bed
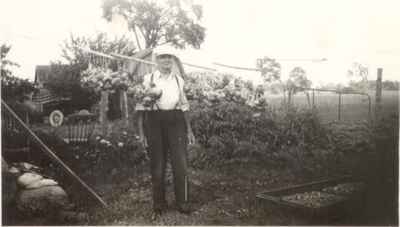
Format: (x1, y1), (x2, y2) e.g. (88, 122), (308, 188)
(255, 175), (366, 224)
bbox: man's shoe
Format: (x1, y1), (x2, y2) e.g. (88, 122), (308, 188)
(177, 203), (191, 214)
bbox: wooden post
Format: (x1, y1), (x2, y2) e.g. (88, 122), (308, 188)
(99, 90), (109, 135)
(312, 89), (315, 107)
(338, 92), (342, 121)
(119, 90), (129, 125)
(375, 68), (383, 120)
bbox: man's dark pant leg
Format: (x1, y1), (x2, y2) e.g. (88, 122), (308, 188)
(145, 112), (167, 210)
(166, 110), (189, 206)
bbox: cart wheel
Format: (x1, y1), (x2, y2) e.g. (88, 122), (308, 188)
(49, 110), (64, 127)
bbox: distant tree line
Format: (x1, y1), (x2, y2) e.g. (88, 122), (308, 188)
(318, 80), (399, 92)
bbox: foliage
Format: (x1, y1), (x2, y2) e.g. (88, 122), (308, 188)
(101, 0), (206, 49)
(46, 33), (136, 109)
(256, 56), (281, 83)
(1, 44), (36, 102)
(347, 62), (368, 81)
(286, 67), (312, 105)
(287, 67), (311, 91)
(84, 131), (147, 170)
(189, 96), (333, 171)
(60, 33), (136, 67)
(81, 68), (131, 94)
(1, 75), (36, 101)
(1, 44), (20, 77)
(183, 71), (382, 177)
(46, 63), (100, 111)
(45, 125), (148, 182)
(347, 62), (369, 92)
(184, 71), (261, 105)
(347, 80), (399, 92)
(382, 80), (399, 90)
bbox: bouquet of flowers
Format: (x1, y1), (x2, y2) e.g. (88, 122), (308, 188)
(127, 82), (163, 107)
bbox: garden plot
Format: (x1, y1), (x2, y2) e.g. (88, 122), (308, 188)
(256, 176), (366, 223)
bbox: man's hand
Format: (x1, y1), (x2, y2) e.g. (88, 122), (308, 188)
(187, 129), (195, 145)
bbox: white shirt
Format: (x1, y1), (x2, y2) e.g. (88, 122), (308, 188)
(135, 70), (190, 111)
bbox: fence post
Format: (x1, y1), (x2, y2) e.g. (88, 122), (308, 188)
(119, 90), (129, 125)
(99, 90), (110, 135)
(312, 89), (315, 108)
(338, 92), (342, 121)
(375, 68), (383, 120)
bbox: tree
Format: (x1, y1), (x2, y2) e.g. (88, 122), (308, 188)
(286, 67), (311, 105)
(347, 62), (369, 92)
(101, 0), (206, 49)
(256, 57), (281, 83)
(1, 44), (36, 102)
(1, 44), (20, 77)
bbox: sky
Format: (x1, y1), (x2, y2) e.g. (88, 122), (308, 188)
(1, 0), (399, 86)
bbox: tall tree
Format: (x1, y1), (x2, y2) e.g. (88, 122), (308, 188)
(101, 0), (206, 49)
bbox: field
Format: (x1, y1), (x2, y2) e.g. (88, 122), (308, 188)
(264, 90), (398, 122)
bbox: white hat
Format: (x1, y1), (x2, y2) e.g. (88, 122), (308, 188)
(153, 45), (179, 58)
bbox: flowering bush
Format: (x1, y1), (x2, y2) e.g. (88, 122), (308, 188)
(85, 130), (148, 170)
(81, 67), (132, 93)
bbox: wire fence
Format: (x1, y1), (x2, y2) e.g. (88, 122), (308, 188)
(290, 88), (372, 123)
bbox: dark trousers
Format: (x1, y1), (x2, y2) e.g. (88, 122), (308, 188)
(144, 110), (189, 209)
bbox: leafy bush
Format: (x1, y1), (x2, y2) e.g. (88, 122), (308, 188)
(1, 74), (37, 102)
(46, 63), (100, 111)
(189, 94), (330, 170)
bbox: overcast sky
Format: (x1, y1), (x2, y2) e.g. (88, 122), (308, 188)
(1, 0), (399, 86)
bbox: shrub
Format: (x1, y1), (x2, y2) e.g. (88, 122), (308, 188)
(189, 94), (330, 169)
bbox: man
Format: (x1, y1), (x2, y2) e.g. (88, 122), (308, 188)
(135, 48), (195, 218)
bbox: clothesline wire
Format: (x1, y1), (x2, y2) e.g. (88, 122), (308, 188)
(212, 62), (260, 72)
(83, 48), (237, 73)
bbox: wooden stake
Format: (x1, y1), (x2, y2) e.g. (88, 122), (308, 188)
(338, 92), (342, 121)
(375, 68), (383, 119)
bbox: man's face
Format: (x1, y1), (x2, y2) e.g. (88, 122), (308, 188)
(156, 55), (173, 72)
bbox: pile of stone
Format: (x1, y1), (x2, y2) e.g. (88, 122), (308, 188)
(3, 160), (88, 224)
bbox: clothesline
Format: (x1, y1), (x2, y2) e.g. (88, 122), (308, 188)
(84, 48), (117, 60)
(83, 48), (218, 72)
(212, 62), (260, 72)
(110, 52), (157, 66)
(83, 47), (269, 74)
